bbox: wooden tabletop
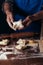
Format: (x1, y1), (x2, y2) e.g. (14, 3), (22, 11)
(0, 32), (39, 39)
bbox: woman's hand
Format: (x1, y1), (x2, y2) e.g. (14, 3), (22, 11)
(6, 12), (16, 30)
(22, 16), (32, 27)
(16, 16), (32, 30)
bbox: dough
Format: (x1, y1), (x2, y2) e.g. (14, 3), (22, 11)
(17, 39), (26, 46)
(16, 39), (38, 50)
(13, 19), (24, 31)
(0, 39), (9, 45)
(15, 45), (22, 50)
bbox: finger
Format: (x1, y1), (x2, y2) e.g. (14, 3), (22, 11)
(6, 16), (11, 22)
(10, 13), (14, 23)
(11, 18), (14, 23)
(26, 20), (32, 26)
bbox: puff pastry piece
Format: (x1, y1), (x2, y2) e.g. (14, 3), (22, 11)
(13, 19), (24, 30)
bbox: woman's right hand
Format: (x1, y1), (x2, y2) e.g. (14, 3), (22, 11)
(6, 12), (16, 30)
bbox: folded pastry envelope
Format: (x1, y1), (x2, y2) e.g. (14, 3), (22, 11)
(17, 39), (26, 46)
(0, 39), (9, 45)
(13, 19), (24, 30)
(15, 39), (39, 50)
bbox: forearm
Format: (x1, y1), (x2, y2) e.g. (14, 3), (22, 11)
(29, 11), (43, 21)
(22, 11), (43, 27)
(2, 0), (13, 14)
(2, 1), (14, 23)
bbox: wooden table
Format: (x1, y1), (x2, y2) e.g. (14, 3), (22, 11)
(0, 57), (43, 65)
(0, 33), (42, 65)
